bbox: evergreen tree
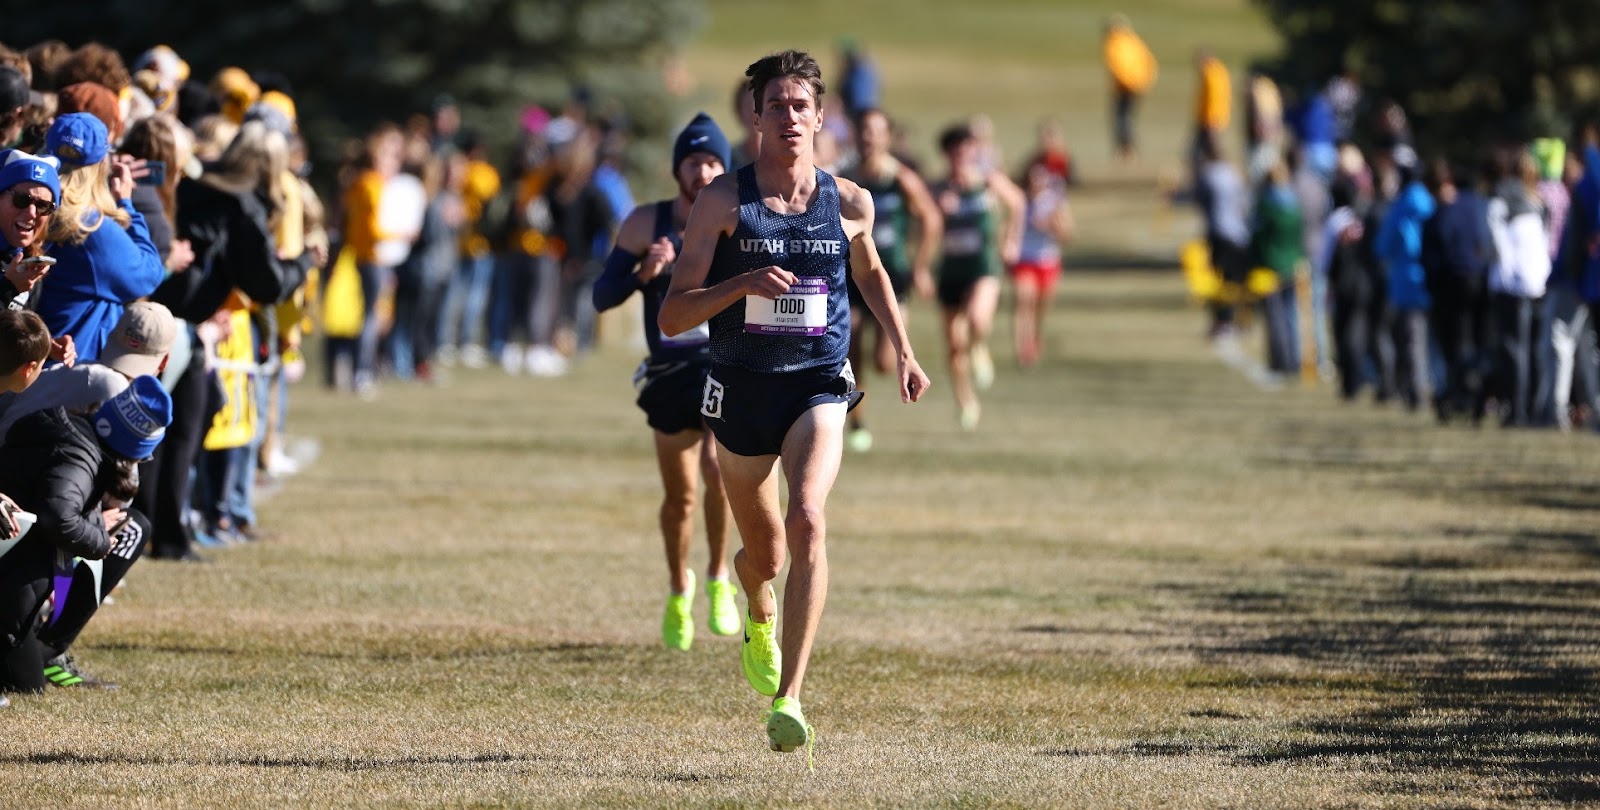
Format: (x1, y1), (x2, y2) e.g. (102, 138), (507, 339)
(1254, 0), (1600, 153)
(6, 0), (705, 179)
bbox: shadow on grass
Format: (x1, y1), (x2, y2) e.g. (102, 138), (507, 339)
(87, 638), (621, 663)
(0, 751), (541, 771)
(1162, 565), (1600, 803)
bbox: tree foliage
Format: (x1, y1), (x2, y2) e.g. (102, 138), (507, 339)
(1253, 0), (1600, 154)
(5, 0), (705, 179)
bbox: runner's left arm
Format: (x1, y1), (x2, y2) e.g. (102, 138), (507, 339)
(989, 170), (1027, 266)
(898, 163), (943, 299)
(840, 178), (931, 403)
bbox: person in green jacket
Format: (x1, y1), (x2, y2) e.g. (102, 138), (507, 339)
(1250, 155), (1305, 376)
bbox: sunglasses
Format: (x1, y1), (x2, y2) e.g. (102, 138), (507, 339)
(8, 191), (56, 216)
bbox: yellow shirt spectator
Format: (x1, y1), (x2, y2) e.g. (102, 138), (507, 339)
(1196, 55), (1231, 133)
(459, 158), (502, 259)
(342, 169), (388, 266)
(1104, 25), (1157, 96)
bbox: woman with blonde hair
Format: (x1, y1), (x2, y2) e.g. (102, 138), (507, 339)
(34, 112), (166, 363)
(190, 114), (239, 164)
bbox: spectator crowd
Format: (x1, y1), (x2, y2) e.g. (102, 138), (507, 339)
(1161, 25), (1600, 432)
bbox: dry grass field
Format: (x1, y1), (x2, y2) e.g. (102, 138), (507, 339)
(6, 2), (1600, 807)
(5, 255), (1600, 806)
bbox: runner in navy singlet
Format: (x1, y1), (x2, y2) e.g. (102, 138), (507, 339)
(659, 50), (931, 758)
(593, 113), (740, 652)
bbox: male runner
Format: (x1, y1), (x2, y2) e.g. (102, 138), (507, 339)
(932, 122), (1024, 430)
(841, 108), (941, 452)
(660, 50), (931, 757)
(593, 114), (739, 650)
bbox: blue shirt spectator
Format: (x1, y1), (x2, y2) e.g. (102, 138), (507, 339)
(1378, 177), (1437, 311)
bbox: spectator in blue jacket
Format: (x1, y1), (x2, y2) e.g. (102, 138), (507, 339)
(1375, 147), (1436, 411)
(838, 38), (881, 122)
(1289, 86), (1338, 180)
(34, 113), (165, 364)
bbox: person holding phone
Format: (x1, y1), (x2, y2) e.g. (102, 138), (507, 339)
(34, 113), (166, 364)
(0, 149), (61, 308)
(118, 114), (195, 275)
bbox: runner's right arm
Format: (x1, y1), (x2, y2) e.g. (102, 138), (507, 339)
(592, 204), (654, 312)
(659, 176), (793, 337)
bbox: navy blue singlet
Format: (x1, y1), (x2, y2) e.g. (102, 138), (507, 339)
(640, 201), (711, 363)
(706, 165), (851, 374)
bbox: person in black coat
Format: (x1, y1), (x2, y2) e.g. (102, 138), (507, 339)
(0, 374), (170, 693)
(140, 121), (312, 561)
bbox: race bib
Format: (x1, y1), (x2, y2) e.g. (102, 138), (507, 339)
(659, 320), (710, 347)
(745, 278), (828, 336)
(944, 227), (983, 256)
(701, 374), (724, 419)
(873, 220), (899, 249)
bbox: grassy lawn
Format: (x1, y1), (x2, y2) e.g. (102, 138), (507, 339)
(4, 261), (1599, 805)
(6, 2), (1600, 807)
(679, 0), (1276, 182)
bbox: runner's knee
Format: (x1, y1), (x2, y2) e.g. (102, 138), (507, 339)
(661, 490), (696, 523)
(784, 501), (826, 542)
(742, 545), (784, 581)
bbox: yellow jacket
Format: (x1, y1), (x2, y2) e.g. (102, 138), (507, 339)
(1196, 57), (1231, 132)
(1104, 29), (1157, 95)
(341, 169), (387, 265)
(273, 172), (311, 350)
(511, 167), (553, 258)
(459, 159), (502, 259)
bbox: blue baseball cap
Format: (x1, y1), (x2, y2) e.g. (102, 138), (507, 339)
(673, 112), (731, 176)
(93, 374), (172, 461)
(46, 112), (110, 168)
(0, 149), (61, 203)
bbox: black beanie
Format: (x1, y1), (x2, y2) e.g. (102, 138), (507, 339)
(673, 112), (731, 175)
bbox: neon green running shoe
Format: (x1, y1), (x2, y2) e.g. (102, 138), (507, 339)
(972, 342), (995, 391)
(845, 427), (873, 453)
(764, 697), (816, 767)
(706, 578), (740, 637)
(959, 402), (982, 431)
(662, 570), (695, 651)
(742, 612), (781, 696)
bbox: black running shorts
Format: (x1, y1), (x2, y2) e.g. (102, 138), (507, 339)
(701, 360), (859, 457)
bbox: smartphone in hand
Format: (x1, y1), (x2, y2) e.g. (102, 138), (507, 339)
(135, 160), (166, 187)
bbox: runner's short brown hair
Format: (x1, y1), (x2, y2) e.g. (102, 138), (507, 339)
(745, 50), (826, 113)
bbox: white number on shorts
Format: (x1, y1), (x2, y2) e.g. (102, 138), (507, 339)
(701, 375), (724, 420)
